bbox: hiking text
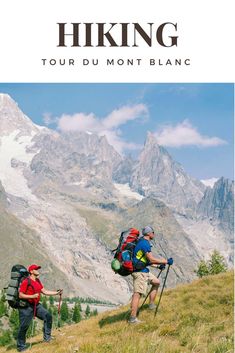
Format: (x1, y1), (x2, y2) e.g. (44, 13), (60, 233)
(57, 22), (178, 47)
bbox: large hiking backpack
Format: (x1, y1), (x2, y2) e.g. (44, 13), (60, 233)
(6, 264), (30, 309)
(111, 228), (140, 276)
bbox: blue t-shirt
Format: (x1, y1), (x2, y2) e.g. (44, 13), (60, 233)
(133, 238), (152, 273)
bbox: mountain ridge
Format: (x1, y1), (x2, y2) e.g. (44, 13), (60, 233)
(0, 93), (233, 302)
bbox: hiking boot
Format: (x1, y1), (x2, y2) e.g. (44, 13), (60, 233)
(148, 303), (157, 310)
(17, 347), (28, 352)
(128, 317), (142, 324)
(17, 343), (30, 352)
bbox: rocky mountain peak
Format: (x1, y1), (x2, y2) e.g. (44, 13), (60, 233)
(215, 176), (231, 189)
(0, 93), (16, 108)
(197, 177), (234, 233)
(144, 131), (165, 155)
(145, 131), (158, 145)
(0, 93), (39, 136)
(130, 131), (205, 212)
(199, 177), (234, 212)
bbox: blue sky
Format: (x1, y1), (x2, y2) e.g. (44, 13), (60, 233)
(0, 83), (233, 181)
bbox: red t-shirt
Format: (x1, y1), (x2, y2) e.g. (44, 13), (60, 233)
(19, 277), (43, 304)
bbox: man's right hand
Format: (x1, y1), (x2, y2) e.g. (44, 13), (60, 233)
(31, 293), (39, 299)
(159, 264), (166, 270)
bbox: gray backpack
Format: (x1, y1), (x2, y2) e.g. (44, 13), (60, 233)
(6, 264), (31, 308)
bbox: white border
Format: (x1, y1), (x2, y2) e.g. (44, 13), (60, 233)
(0, 0), (234, 82)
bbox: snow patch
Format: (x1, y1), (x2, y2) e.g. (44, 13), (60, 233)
(0, 93), (11, 102)
(201, 178), (219, 188)
(114, 183), (144, 201)
(34, 123), (47, 131)
(0, 130), (40, 200)
(67, 180), (87, 187)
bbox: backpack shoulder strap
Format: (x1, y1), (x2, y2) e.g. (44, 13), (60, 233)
(111, 231), (126, 253)
(25, 277), (35, 293)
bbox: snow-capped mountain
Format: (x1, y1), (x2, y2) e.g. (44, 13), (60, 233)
(0, 94), (130, 303)
(0, 93), (41, 136)
(0, 94), (46, 200)
(0, 93), (233, 301)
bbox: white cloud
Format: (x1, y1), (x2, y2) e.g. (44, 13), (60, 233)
(154, 120), (227, 148)
(57, 113), (100, 132)
(103, 104), (148, 129)
(50, 104), (148, 154)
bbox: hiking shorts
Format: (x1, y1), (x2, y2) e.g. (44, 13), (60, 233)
(131, 272), (159, 295)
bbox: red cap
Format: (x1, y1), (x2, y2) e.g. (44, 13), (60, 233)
(28, 264), (41, 272)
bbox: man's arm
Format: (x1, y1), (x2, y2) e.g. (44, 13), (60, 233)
(41, 288), (63, 296)
(19, 292), (39, 299)
(146, 252), (167, 265)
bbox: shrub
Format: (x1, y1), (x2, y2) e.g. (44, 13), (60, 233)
(208, 250), (228, 275)
(0, 330), (12, 346)
(85, 305), (91, 317)
(72, 304), (81, 323)
(195, 250), (228, 278)
(196, 260), (210, 278)
(60, 302), (69, 322)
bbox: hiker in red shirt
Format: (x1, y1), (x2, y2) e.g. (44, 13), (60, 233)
(17, 264), (63, 352)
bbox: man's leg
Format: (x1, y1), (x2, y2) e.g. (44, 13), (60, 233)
(36, 304), (53, 341)
(129, 273), (147, 322)
(130, 292), (141, 318)
(17, 306), (34, 351)
(148, 274), (160, 307)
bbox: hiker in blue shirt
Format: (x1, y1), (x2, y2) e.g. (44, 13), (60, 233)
(129, 225), (173, 324)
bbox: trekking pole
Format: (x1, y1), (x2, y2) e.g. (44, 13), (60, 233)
(155, 239), (179, 279)
(57, 293), (62, 328)
(153, 238), (169, 261)
(137, 266), (164, 316)
(154, 264), (171, 317)
(158, 241), (168, 257)
(29, 302), (37, 349)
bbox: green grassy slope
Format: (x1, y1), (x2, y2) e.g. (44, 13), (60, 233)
(0, 271), (233, 353)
